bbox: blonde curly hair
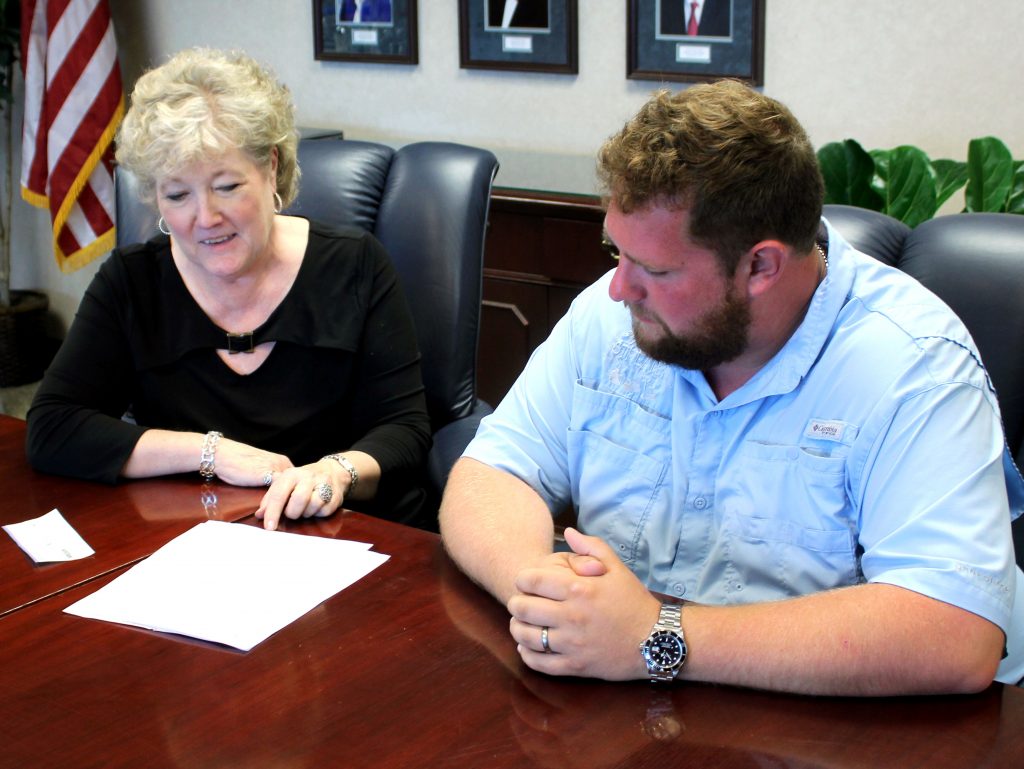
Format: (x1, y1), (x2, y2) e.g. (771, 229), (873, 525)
(597, 80), (823, 275)
(115, 47), (300, 208)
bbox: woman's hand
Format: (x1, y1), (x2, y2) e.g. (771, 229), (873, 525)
(210, 437), (293, 487)
(255, 458), (354, 531)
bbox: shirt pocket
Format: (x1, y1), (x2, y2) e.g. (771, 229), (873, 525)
(566, 381), (670, 567)
(716, 441), (859, 594)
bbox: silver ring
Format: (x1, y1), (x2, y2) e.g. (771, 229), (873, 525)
(540, 626), (552, 654)
(262, 471), (274, 487)
(316, 481), (334, 504)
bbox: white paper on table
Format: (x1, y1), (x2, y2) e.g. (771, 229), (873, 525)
(2, 508), (95, 563)
(63, 520), (389, 651)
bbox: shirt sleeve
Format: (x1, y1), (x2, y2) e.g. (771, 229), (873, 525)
(25, 253), (148, 483)
(343, 238), (431, 490)
(855, 370), (1018, 633)
(463, 279), (600, 512)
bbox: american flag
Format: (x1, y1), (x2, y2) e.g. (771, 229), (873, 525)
(19, 0), (123, 272)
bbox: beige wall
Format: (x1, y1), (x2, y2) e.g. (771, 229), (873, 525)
(8, 0), (1024, 330)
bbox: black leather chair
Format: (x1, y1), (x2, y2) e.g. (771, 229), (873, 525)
(825, 204), (1024, 566)
(115, 138), (500, 519)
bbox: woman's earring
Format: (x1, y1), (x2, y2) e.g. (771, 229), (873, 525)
(157, 217), (171, 236)
(273, 191), (283, 214)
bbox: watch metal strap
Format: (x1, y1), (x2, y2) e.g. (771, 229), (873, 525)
(657, 603), (682, 632)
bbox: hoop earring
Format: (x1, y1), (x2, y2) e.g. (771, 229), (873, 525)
(157, 217), (171, 236)
(273, 191), (283, 214)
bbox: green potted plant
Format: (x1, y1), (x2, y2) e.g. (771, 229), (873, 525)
(817, 136), (1024, 227)
(0, 0), (50, 387)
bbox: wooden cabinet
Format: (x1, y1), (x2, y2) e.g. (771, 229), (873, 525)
(477, 189), (609, 407)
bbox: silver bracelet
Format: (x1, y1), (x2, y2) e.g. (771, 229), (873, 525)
(322, 453), (358, 495)
(199, 431), (223, 480)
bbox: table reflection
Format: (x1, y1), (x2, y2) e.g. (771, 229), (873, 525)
(123, 477), (262, 522)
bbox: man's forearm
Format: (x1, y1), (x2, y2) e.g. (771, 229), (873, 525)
(681, 583), (1005, 696)
(439, 457), (556, 604)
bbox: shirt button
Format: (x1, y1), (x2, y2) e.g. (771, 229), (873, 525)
(673, 583), (685, 596)
(693, 497), (707, 509)
(618, 543), (627, 552)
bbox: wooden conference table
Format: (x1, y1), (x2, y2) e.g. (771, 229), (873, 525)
(2, 414), (1024, 768)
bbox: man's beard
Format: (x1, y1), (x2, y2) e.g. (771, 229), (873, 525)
(630, 285), (751, 370)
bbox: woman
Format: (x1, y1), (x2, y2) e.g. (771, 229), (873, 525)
(25, 48), (431, 530)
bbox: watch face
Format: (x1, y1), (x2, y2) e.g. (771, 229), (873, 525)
(644, 630), (686, 668)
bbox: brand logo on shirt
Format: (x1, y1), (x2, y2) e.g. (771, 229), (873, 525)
(805, 419), (846, 442)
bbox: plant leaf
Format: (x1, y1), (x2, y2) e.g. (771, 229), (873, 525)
(817, 139), (882, 210)
(884, 146), (937, 227)
(931, 159), (968, 210)
(869, 148), (890, 202)
(965, 137), (1014, 212)
(1006, 161), (1024, 215)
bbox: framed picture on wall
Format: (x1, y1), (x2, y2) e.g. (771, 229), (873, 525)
(459, 0), (578, 74)
(313, 0), (418, 65)
(628, 0), (764, 84)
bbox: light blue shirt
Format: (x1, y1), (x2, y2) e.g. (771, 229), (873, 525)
(465, 219), (1024, 684)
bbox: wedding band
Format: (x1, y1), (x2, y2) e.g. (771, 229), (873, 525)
(316, 481), (334, 504)
(540, 626), (552, 654)
(262, 471), (274, 487)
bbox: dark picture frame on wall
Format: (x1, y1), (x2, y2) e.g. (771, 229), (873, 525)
(459, 0), (578, 75)
(628, 0), (764, 84)
(312, 0), (418, 65)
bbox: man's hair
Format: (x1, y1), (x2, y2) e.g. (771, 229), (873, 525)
(115, 47), (300, 208)
(597, 80), (824, 274)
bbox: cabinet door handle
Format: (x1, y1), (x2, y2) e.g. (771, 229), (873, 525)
(482, 299), (529, 327)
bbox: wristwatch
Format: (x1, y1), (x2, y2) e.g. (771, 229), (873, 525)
(639, 603), (687, 683)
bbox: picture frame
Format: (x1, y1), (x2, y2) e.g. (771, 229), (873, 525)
(313, 0), (418, 65)
(627, 0), (764, 84)
(459, 0), (578, 75)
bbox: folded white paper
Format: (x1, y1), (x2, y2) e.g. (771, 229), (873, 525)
(64, 520), (389, 651)
(2, 508), (95, 563)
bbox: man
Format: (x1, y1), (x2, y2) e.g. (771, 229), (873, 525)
(440, 80), (1024, 696)
(662, 0), (731, 37)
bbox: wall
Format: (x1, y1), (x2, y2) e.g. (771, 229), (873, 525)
(7, 0), (1024, 331)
